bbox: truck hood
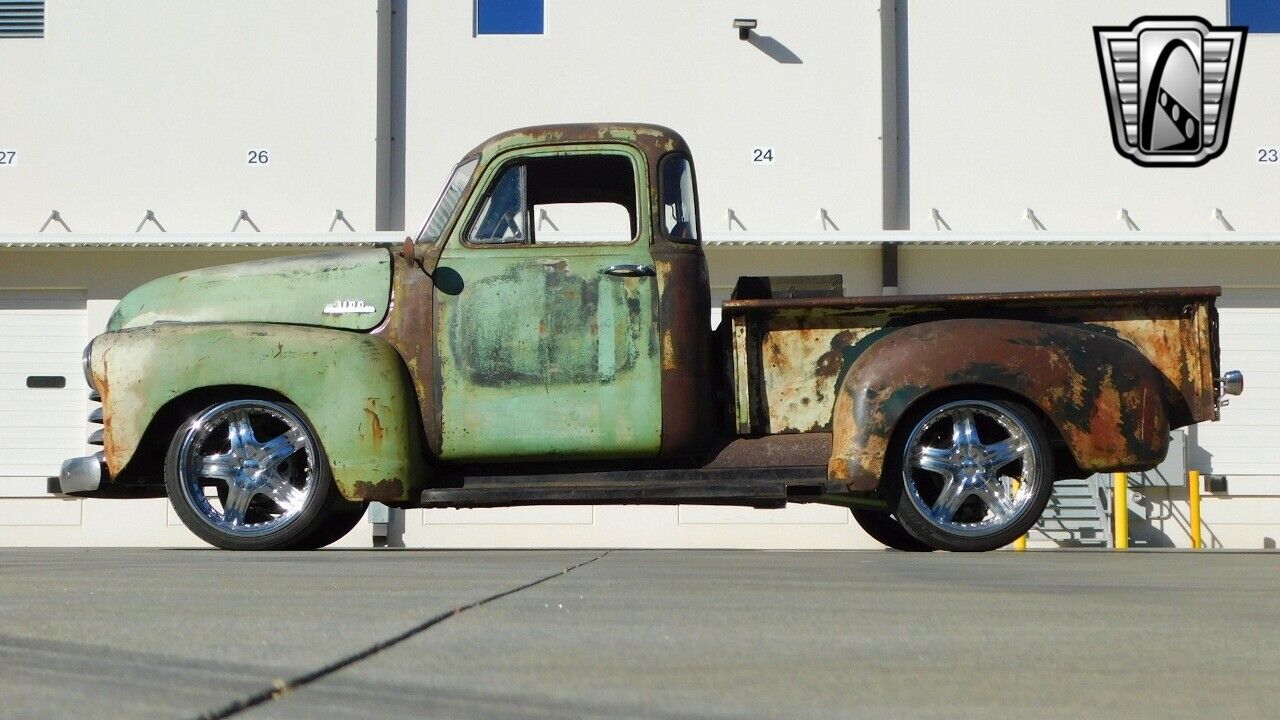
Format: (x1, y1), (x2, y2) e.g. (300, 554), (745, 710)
(107, 249), (392, 332)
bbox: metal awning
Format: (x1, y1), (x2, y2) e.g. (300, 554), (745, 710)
(0, 233), (399, 249)
(703, 232), (1280, 247)
(4, 231), (1280, 249)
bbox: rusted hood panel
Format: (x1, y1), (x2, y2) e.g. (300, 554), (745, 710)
(107, 249), (392, 332)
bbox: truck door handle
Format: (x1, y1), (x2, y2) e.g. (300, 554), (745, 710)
(600, 264), (656, 277)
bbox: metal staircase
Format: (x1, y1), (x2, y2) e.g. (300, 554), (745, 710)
(1033, 476), (1112, 547)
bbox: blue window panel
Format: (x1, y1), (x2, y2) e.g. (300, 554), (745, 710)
(1231, 0), (1280, 32)
(476, 0), (544, 35)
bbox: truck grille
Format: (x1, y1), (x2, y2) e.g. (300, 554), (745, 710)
(87, 389), (103, 445)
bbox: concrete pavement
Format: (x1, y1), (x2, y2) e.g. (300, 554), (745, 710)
(2, 549), (1277, 719)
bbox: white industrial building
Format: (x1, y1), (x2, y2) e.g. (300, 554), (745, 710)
(2, 0), (1278, 549)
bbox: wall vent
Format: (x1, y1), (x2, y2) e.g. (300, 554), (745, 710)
(0, 1), (43, 38)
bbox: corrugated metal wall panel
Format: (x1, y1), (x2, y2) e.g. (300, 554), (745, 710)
(1198, 288), (1280, 480)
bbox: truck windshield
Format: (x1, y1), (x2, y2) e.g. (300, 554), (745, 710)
(417, 158), (479, 245)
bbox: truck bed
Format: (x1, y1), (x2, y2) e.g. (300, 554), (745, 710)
(721, 285), (1221, 437)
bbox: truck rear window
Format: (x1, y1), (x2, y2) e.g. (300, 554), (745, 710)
(660, 154), (699, 242)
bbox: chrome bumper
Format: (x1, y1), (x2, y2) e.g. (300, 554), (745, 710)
(54, 452), (107, 495)
(53, 377), (108, 496)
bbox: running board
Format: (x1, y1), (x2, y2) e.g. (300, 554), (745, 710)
(419, 466), (828, 509)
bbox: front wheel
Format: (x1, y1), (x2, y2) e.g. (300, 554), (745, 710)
(890, 398), (1053, 552)
(164, 398), (350, 550)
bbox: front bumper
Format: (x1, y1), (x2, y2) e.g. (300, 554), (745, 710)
(53, 351), (108, 497)
(53, 452), (108, 495)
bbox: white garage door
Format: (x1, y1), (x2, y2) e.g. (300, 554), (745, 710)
(0, 290), (89, 495)
(1195, 288), (1280, 485)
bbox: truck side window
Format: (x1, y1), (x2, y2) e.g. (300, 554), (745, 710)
(468, 153), (638, 246)
(530, 154), (636, 245)
(660, 155), (699, 242)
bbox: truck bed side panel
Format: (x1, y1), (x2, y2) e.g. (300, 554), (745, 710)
(724, 287), (1220, 438)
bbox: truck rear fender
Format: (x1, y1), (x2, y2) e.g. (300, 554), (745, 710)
(90, 323), (427, 502)
(828, 318), (1172, 492)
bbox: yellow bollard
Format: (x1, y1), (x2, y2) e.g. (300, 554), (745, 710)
(1189, 470), (1202, 549)
(1113, 472), (1129, 549)
(1012, 478), (1027, 551)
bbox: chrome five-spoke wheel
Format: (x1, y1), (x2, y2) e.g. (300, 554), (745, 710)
(892, 398), (1054, 552)
(164, 398), (347, 550)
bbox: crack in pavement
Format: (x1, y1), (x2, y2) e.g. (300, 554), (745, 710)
(192, 550), (612, 720)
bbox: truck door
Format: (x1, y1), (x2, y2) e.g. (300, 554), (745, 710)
(433, 146), (662, 460)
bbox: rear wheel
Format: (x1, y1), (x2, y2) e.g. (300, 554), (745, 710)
(850, 508), (935, 552)
(890, 398), (1053, 552)
(164, 398), (347, 550)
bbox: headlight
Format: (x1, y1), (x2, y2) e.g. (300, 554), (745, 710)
(82, 340), (97, 391)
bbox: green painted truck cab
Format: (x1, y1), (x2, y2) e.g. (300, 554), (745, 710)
(60, 123), (1239, 552)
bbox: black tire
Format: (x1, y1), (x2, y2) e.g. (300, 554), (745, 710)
(164, 398), (348, 551)
(889, 397), (1054, 552)
(292, 503), (368, 550)
(851, 508), (936, 551)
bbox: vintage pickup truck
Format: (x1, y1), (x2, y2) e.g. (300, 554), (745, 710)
(58, 123), (1243, 552)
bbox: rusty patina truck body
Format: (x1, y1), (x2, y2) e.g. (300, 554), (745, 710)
(58, 124), (1241, 551)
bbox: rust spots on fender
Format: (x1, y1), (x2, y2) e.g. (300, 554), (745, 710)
(351, 478), (404, 502)
(823, 315), (1192, 492)
(363, 402), (386, 451)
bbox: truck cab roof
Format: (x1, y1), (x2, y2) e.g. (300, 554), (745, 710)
(465, 123), (692, 165)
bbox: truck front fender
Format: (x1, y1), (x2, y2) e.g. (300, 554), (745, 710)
(828, 318), (1170, 491)
(91, 323), (426, 502)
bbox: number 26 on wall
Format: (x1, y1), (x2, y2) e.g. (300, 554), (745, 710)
(247, 149), (270, 165)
